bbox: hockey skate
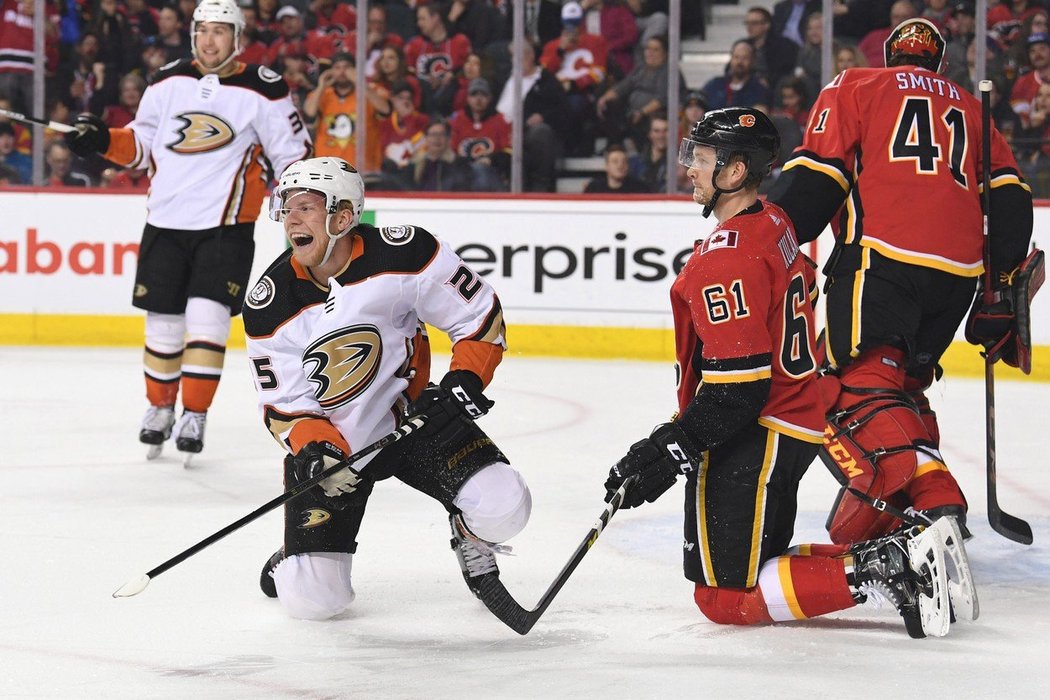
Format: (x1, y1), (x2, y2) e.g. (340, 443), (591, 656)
(139, 405), (175, 460)
(173, 410), (207, 466)
(851, 518), (953, 639)
(449, 514), (509, 599)
(259, 549), (285, 599)
(926, 513), (978, 622)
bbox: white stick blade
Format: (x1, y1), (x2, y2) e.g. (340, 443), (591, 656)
(112, 574), (151, 598)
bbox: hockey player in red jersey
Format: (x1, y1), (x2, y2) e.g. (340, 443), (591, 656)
(65, 0), (312, 465)
(604, 108), (971, 638)
(772, 19), (1034, 544)
(244, 157), (531, 620)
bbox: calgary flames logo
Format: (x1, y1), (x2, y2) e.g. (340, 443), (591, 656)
(458, 136), (494, 160)
(417, 53), (452, 78)
(167, 112), (235, 154)
(738, 114), (757, 127)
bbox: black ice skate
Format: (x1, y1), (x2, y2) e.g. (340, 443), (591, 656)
(140, 405), (175, 460)
(851, 518), (953, 639)
(259, 548), (285, 599)
(173, 410), (207, 466)
(449, 513), (508, 599)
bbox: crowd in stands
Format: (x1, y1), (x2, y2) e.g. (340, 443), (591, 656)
(2, 0), (1050, 196)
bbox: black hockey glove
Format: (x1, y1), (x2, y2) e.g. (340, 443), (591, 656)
(287, 441), (365, 509)
(408, 370), (493, 436)
(605, 423), (702, 509)
(65, 113), (110, 157)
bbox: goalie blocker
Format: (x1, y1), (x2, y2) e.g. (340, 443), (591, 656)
(966, 248), (1045, 374)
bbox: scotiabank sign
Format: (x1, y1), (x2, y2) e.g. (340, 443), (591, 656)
(1, 227), (140, 275)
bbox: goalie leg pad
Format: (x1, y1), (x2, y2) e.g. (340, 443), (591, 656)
(273, 552), (355, 620)
(693, 584), (774, 626)
(452, 462), (532, 544)
(823, 347), (941, 543)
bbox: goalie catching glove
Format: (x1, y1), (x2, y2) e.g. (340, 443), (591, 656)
(65, 113), (110, 157)
(288, 441), (364, 509)
(966, 248), (1045, 374)
(605, 423), (702, 508)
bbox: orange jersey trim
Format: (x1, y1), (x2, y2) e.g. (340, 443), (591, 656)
(450, 339), (504, 387)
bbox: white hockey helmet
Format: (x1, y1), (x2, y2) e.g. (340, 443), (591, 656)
(191, 0), (245, 69)
(270, 157), (366, 266)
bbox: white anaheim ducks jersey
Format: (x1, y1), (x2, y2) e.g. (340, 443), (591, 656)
(242, 224), (506, 462)
(105, 59), (312, 230)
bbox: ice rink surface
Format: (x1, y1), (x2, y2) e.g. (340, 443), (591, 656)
(2, 347), (1049, 699)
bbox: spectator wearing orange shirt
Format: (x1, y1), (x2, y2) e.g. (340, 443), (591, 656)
(303, 52), (391, 173)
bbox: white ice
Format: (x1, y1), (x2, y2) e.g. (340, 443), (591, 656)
(2, 347), (1048, 698)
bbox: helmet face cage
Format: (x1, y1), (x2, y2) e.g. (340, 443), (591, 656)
(269, 158), (365, 228)
(191, 0), (245, 66)
(884, 18), (945, 72)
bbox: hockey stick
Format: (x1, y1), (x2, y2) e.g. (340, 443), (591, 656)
(472, 475), (639, 635)
(112, 415), (428, 598)
(979, 80), (1034, 545)
(0, 107), (76, 133)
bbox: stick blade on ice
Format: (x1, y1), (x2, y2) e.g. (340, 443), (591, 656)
(112, 574), (151, 598)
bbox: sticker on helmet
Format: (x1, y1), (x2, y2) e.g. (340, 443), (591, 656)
(738, 114), (756, 127)
(380, 225), (416, 245)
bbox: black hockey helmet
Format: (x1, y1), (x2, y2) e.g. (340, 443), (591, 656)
(884, 18), (945, 73)
(678, 107), (779, 216)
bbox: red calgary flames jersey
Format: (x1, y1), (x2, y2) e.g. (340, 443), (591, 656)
(784, 66), (1027, 277)
(672, 201), (824, 445)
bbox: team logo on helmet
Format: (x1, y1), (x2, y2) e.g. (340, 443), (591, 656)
(167, 112), (235, 154)
(246, 275), (275, 310)
(303, 325), (382, 410)
(738, 114), (756, 127)
(885, 18), (945, 71)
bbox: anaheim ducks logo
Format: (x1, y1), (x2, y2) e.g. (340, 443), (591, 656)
(458, 136), (493, 159)
(299, 508), (332, 528)
(303, 325), (382, 410)
(327, 112), (355, 142)
(167, 112), (236, 154)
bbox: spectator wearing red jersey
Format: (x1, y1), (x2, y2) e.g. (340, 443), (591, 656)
(1011, 31), (1050, 127)
(310, 0), (356, 31)
(405, 2), (472, 115)
(540, 1), (608, 155)
(449, 77), (510, 191)
(378, 80), (429, 176)
(238, 6), (271, 65)
(102, 73), (146, 128)
(580, 0), (638, 78)
(0, 95), (31, 156)
(988, 0), (1048, 49)
(374, 44), (422, 109)
(451, 51), (484, 113)
(0, 0), (60, 112)
(266, 5), (308, 67)
(345, 4), (405, 80)
(101, 164), (150, 191)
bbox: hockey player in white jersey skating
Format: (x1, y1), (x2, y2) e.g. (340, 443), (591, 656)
(244, 157), (531, 619)
(65, 0), (312, 465)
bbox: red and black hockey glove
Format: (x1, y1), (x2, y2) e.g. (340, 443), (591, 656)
(605, 423), (701, 509)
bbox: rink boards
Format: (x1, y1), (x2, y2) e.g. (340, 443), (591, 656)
(0, 189), (1047, 381)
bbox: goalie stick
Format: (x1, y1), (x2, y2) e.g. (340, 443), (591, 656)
(471, 475), (639, 635)
(112, 415), (427, 598)
(979, 80), (1034, 545)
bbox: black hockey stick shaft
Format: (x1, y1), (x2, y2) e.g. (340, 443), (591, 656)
(0, 107), (76, 133)
(112, 415), (427, 597)
(979, 81), (1033, 545)
(473, 475), (639, 635)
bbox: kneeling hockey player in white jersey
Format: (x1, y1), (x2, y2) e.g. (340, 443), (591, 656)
(66, 0), (312, 464)
(244, 157), (531, 620)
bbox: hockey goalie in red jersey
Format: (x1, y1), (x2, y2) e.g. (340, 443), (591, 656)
(244, 157), (531, 621)
(771, 19), (1034, 546)
(603, 107), (972, 638)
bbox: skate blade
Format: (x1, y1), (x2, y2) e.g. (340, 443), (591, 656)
(183, 453), (196, 468)
(146, 444), (163, 460)
(939, 517), (979, 621)
(908, 519), (952, 638)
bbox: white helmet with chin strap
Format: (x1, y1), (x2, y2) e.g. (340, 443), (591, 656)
(191, 0), (246, 72)
(270, 157), (366, 267)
